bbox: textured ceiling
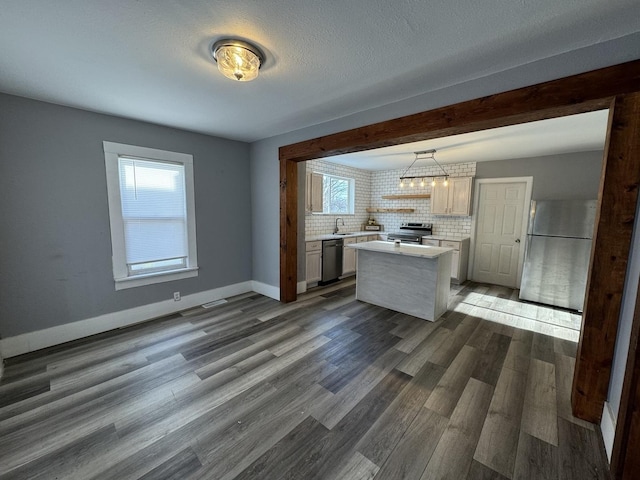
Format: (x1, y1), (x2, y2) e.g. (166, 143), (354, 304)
(326, 110), (610, 170)
(0, 1), (638, 142)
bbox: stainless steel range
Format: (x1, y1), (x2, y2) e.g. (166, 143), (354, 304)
(386, 222), (433, 244)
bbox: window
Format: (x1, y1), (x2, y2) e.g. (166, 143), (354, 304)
(322, 174), (354, 214)
(103, 142), (198, 290)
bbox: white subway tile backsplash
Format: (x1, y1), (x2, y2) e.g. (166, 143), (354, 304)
(304, 160), (476, 238)
(305, 159), (372, 236)
(370, 162), (476, 236)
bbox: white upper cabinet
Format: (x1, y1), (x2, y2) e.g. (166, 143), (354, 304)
(431, 176), (473, 216)
(431, 180), (450, 215)
(306, 172), (323, 213)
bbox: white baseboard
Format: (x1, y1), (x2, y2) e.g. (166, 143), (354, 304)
(0, 281), (253, 359)
(251, 281), (280, 300)
(601, 401), (617, 461)
(297, 281), (307, 294)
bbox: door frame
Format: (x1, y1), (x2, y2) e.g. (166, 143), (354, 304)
(469, 176), (533, 288)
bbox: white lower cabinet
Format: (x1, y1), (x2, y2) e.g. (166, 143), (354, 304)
(346, 235), (377, 275)
(342, 237), (357, 276)
(422, 239), (440, 247)
(306, 241), (322, 285)
(451, 250), (460, 278)
(422, 237), (470, 283)
(309, 235), (380, 283)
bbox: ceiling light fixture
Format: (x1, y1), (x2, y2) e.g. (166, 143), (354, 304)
(399, 149), (449, 188)
(211, 39), (265, 82)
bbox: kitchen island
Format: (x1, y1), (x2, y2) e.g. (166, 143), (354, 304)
(347, 241), (453, 321)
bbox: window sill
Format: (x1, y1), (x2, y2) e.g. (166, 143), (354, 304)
(114, 267), (199, 290)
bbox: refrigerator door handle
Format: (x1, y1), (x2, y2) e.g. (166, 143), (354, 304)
(524, 235), (533, 263)
(527, 200), (537, 235)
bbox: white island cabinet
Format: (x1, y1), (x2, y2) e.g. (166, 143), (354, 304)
(347, 241), (453, 321)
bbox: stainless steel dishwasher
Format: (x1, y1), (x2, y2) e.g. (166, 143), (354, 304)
(320, 238), (343, 285)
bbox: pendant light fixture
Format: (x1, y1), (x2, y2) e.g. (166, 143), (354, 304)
(211, 39), (265, 82)
(398, 149), (449, 188)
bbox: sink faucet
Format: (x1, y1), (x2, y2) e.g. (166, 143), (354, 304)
(334, 217), (345, 234)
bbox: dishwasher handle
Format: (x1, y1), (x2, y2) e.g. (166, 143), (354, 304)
(323, 239), (344, 248)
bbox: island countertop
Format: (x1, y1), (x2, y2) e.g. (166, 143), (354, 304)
(425, 235), (471, 242)
(347, 240), (453, 259)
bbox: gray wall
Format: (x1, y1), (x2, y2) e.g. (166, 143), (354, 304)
(475, 151), (604, 200)
(250, 130), (304, 288)
(250, 32), (640, 289)
(0, 94), (251, 337)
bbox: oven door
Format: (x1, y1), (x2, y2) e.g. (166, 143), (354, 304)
(387, 237), (420, 245)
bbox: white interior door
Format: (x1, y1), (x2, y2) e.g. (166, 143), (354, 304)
(472, 179), (531, 288)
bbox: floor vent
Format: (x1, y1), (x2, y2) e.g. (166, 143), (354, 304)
(202, 299), (228, 308)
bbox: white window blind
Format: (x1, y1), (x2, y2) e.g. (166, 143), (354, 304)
(104, 141), (198, 290)
(118, 157), (188, 275)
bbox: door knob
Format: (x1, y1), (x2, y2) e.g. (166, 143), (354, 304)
(515, 239), (521, 243)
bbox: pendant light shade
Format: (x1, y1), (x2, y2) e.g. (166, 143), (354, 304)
(212, 39), (264, 82)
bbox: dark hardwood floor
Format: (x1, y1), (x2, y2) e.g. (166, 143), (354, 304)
(0, 281), (610, 479)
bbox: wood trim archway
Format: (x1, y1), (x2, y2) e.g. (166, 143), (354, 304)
(279, 59), (640, 478)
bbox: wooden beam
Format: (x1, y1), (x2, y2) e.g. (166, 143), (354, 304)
(280, 61), (640, 163)
(611, 270), (640, 478)
(572, 92), (640, 422)
(281, 60), (640, 306)
(620, 378), (640, 480)
(279, 158), (297, 302)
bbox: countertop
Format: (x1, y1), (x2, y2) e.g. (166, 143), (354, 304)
(306, 232), (468, 242)
(306, 231), (382, 242)
(423, 235), (470, 242)
(347, 240), (453, 259)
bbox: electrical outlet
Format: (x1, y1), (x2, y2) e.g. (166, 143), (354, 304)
(173, 292), (181, 302)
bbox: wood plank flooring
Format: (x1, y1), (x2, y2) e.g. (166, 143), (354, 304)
(0, 281), (610, 479)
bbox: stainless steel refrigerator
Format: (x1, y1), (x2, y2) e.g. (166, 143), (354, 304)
(519, 199), (596, 311)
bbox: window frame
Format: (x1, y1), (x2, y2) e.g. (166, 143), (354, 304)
(321, 173), (355, 215)
(103, 141), (198, 290)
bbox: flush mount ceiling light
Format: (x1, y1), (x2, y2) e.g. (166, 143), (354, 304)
(211, 38), (265, 82)
(399, 149), (450, 188)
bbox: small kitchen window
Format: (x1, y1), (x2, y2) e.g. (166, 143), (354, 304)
(103, 141), (198, 290)
(322, 174), (355, 215)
